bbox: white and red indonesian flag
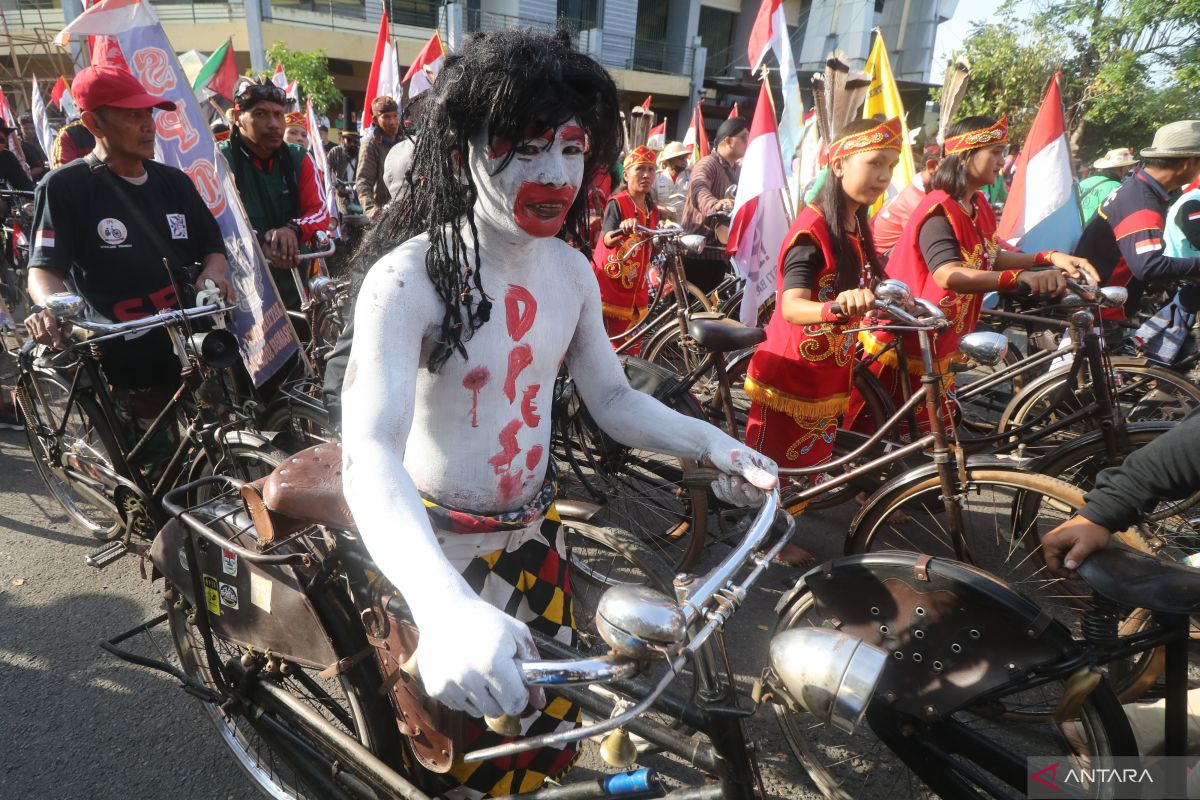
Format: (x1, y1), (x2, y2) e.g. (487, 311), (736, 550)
(363, 8), (402, 131)
(403, 31), (445, 99)
(748, 0), (786, 72)
(682, 102), (710, 165)
(727, 103), (739, 120)
(998, 73), (1083, 253)
(646, 120), (666, 150)
(54, 0), (152, 46)
(306, 98), (339, 228)
(727, 82), (791, 325)
(271, 63), (288, 91)
(285, 79), (300, 106)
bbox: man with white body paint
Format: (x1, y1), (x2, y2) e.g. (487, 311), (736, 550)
(340, 29), (776, 797)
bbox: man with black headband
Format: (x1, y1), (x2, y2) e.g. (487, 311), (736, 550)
(219, 76), (329, 310)
(340, 28), (777, 797)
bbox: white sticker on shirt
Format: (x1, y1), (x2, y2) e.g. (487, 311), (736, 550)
(166, 213), (188, 240)
(97, 218), (127, 246)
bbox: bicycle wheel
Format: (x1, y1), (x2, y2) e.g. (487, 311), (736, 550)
(563, 519), (674, 653)
(774, 587), (1135, 800)
(998, 360), (1200, 459)
(552, 358), (709, 574)
(166, 510), (409, 800)
(954, 341), (1026, 437)
(262, 400), (339, 452)
(16, 366), (124, 539)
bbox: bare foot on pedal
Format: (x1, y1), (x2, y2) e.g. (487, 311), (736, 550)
(773, 542), (817, 569)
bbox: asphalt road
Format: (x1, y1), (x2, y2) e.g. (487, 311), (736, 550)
(0, 421), (871, 799)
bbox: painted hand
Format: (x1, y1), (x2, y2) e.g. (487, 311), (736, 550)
(707, 444), (778, 507)
(414, 596), (542, 719)
(195, 267), (236, 303)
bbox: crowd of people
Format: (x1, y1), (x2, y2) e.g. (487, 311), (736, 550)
(4, 26), (1200, 796)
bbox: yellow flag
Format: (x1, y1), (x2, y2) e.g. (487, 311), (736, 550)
(864, 30), (915, 217)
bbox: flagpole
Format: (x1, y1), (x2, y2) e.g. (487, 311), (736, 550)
(759, 65), (795, 222)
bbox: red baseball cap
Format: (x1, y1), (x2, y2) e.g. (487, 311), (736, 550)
(72, 65), (177, 113)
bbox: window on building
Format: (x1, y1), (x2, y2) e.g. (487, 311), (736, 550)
(559, 0), (601, 29)
(699, 6), (737, 77)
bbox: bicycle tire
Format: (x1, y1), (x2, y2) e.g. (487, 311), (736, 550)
(552, 358), (709, 574)
(997, 360), (1200, 457)
(261, 400), (339, 452)
(847, 465), (1169, 704)
(17, 366), (124, 540)
(773, 586), (1136, 800)
(166, 508), (411, 800)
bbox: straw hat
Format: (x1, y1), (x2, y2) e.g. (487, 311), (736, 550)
(1092, 147), (1136, 169)
(658, 140), (688, 164)
(1140, 120), (1200, 159)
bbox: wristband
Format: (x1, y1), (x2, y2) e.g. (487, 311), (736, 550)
(820, 301), (842, 323)
(997, 269), (1023, 291)
(1033, 250), (1058, 266)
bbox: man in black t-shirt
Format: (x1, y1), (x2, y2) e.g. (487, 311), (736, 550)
(18, 113), (48, 181)
(24, 65), (231, 392)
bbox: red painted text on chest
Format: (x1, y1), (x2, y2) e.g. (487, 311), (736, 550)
(486, 285), (545, 505)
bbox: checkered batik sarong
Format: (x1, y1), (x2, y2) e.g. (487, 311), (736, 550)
(423, 491), (582, 799)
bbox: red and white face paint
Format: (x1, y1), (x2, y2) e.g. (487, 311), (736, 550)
(469, 120), (585, 240)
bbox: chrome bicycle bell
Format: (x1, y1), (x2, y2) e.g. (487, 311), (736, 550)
(44, 292), (85, 319)
(1099, 286), (1128, 309)
(595, 584), (686, 659)
(958, 331), (1009, 367)
(769, 627), (888, 733)
(874, 279), (913, 307)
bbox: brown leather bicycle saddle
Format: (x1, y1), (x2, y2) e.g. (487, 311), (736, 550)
(241, 442), (357, 545)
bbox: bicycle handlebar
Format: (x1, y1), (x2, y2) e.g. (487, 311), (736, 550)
(296, 234), (336, 261)
(34, 295), (231, 342)
(830, 297), (949, 331)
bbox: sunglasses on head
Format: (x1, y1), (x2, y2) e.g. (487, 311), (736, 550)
(235, 83), (287, 107)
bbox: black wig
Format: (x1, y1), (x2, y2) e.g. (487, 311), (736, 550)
(353, 26), (621, 372)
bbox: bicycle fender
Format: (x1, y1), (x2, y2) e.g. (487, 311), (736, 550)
(775, 551), (1075, 721)
(847, 455), (1022, 539)
(184, 430), (285, 484)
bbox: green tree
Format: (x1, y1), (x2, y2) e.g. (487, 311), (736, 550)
(264, 41), (344, 115)
(940, 0), (1200, 163)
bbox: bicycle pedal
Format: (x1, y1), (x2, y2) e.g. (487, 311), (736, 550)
(85, 540), (128, 569)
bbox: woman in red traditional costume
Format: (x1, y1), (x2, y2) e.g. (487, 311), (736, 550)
(744, 115), (902, 566)
(853, 115), (1096, 434)
(590, 146), (662, 343)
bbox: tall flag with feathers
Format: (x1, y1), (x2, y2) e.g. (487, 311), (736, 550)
(727, 82), (791, 326)
(50, 76), (78, 119)
(863, 30), (914, 216)
(192, 37), (237, 101)
(55, 0), (299, 387)
(682, 102), (710, 166)
(998, 73), (1083, 253)
(363, 8), (402, 132)
(306, 97), (339, 232)
(747, 0), (804, 209)
(31, 78), (56, 159)
(403, 31), (445, 99)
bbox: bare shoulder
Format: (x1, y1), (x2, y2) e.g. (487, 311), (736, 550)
(355, 235), (440, 326)
(545, 237), (595, 307)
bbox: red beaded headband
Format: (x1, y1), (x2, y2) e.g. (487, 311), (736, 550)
(827, 117), (903, 161)
(623, 145), (656, 170)
(944, 115), (1009, 155)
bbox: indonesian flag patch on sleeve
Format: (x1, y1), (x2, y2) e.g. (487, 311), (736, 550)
(34, 229), (54, 248)
(1135, 238), (1163, 255)
(1188, 211), (1200, 221)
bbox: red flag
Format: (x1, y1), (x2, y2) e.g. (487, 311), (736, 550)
(402, 31), (445, 98)
(682, 102), (710, 165)
(90, 34), (128, 69)
(640, 95), (652, 111)
(363, 8), (396, 131)
(50, 77), (67, 108)
(727, 103), (739, 120)
(646, 120), (666, 150)
(747, 0), (782, 72)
